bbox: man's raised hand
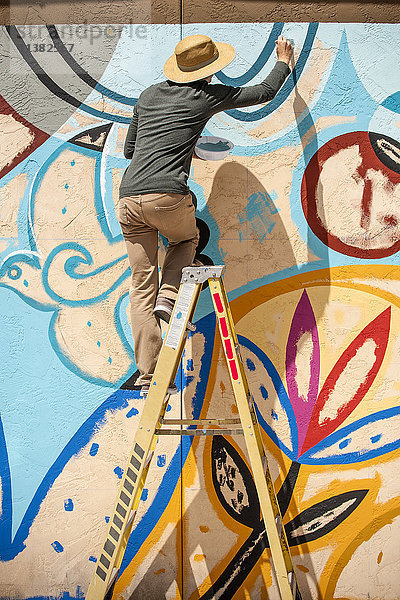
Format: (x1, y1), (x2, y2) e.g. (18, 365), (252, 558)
(275, 35), (293, 65)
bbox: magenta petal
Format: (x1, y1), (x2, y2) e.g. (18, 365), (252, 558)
(285, 289), (320, 455)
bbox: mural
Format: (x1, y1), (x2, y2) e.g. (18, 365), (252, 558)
(0, 21), (399, 600)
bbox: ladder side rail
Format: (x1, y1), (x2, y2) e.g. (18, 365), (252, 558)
(86, 282), (203, 600)
(211, 279), (298, 577)
(209, 276), (301, 600)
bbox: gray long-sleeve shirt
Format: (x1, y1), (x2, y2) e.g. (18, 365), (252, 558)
(119, 60), (291, 198)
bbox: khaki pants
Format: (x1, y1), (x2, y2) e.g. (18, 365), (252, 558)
(118, 192), (199, 386)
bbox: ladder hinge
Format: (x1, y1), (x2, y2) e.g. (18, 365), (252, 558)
(181, 265), (225, 284)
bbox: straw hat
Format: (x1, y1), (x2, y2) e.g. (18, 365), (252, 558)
(163, 34), (235, 83)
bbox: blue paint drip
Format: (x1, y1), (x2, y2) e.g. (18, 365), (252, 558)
(126, 407), (139, 418)
(260, 385), (269, 400)
(97, 341), (101, 347)
(105, 516), (110, 523)
(89, 443), (99, 456)
(114, 466), (123, 479)
(64, 183), (69, 189)
(64, 499), (74, 511)
(271, 409), (278, 421)
(51, 541), (64, 553)
(186, 359), (194, 371)
(371, 434), (382, 444)
(166, 404), (172, 412)
(157, 455), (166, 468)
(61, 207), (67, 214)
(23, 280), (28, 287)
(141, 489), (148, 501)
(108, 357), (112, 364)
(246, 358), (256, 371)
(339, 438), (352, 450)
(89, 556), (97, 562)
(87, 321), (91, 327)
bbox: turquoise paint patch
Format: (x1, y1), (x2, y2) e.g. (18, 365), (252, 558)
(238, 191), (279, 242)
(62, 207), (67, 214)
(382, 91), (400, 114)
(89, 443), (99, 456)
(23, 280), (28, 287)
(51, 541), (64, 553)
(64, 499), (73, 511)
(87, 321), (91, 327)
(97, 341), (101, 347)
(108, 357), (112, 364)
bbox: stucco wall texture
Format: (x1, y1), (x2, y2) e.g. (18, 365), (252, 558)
(0, 8), (400, 600)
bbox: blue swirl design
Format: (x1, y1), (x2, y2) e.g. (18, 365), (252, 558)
(223, 23), (318, 122)
(216, 23), (284, 86)
(42, 242), (129, 307)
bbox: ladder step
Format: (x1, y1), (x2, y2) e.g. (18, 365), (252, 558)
(155, 428), (243, 436)
(161, 418), (241, 425)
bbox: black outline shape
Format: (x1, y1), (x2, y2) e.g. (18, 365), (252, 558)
(211, 435), (260, 530)
(69, 123), (113, 151)
(204, 443), (368, 600)
(285, 489), (368, 546)
(5, 25), (129, 124)
(6, 25), (85, 109)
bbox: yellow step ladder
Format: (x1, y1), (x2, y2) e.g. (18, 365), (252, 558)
(87, 265), (302, 600)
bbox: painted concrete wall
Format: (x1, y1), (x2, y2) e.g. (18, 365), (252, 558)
(0, 20), (400, 600)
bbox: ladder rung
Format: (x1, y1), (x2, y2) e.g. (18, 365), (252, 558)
(155, 428), (243, 436)
(161, 418), (241, 426)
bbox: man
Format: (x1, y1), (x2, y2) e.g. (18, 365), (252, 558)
(119, 33), (293, 392)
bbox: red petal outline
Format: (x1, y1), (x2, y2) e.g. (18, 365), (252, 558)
(0, 94), (49, 180)
(301, 306), (391, 455)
